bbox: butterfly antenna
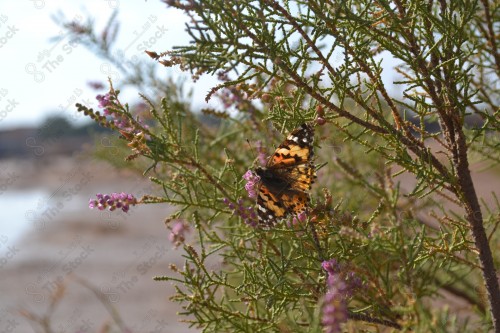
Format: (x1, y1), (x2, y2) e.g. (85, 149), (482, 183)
(246, 139), (258, 165)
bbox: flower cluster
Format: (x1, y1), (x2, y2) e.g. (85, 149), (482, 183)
(321, 259), (348, 333)
(223, 198), (258, 227)
(96, 93), (111, 108)
(322, 276), (348, 333)
(168, 220), (190, 248)
(88, 192), (138, 213)
(322, 259), (341, 276)
(322, 259), (362, 294)
(95, 94), (151, 152)
(96, 93), (133, 131)
(243, 170), (260, 199)
(320, 258), (362, 333)
(288, 211), (307, 228)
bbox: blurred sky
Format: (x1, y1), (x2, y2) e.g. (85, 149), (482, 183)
(0, 0), (219, 130)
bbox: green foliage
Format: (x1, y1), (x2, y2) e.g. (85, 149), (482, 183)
(67, 0), (499, 332)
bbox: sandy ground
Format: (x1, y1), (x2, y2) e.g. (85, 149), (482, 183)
(0, 157), (197, 333)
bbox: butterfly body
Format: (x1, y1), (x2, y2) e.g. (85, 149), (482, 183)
(255, 123), (316, 226)
(255, 167), (290, 193)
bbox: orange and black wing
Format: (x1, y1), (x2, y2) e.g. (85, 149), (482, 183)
(267, 123), (315, 169)
(257, 184), (311, 227)
(256, 123), (316, 226)
(257, 183), (288, 226)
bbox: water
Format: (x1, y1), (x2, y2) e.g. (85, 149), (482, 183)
(0, 189), (50, 253)
(0, 189), (89, 254)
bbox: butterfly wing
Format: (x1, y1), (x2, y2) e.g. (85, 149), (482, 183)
(286, 163), (316, 191)
(267, 123), (314, 168)
(256, 123), (316, 226)
(257, 184), (310, 227)
(257, 183), (287, 226)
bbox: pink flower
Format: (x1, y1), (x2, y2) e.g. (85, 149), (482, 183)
(320, 258), (363, 332)
(243, 170), (260, 199)
(223, 198), (258, 227)
(96, 93), (111, 108)
(322, 275), (348, 333)
(88, 192), (137, 213)
(168, 221), (190, 247)
(321, 259), (348, 333)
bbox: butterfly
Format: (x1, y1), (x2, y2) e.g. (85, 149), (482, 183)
(254, 123), (316, 226)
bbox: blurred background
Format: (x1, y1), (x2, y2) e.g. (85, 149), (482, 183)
(0, 1), (212, 332)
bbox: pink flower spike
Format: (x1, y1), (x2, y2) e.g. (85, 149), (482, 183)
(88, 192), (138, 213)
(242, 170), (254, 181)
(243, 170), (260, 199)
